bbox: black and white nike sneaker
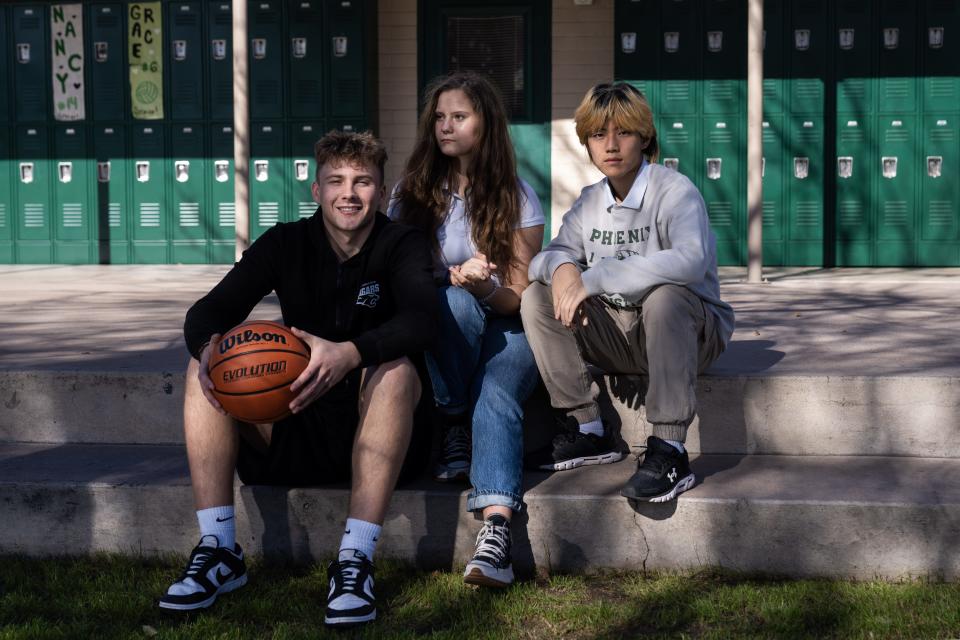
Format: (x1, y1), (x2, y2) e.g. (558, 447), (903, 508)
(463, 514), (514, 588)
(525, 414), (624, 471)
(325, 549), (377, 627)
(158, 535), (247, 611)
(620, 436), (696, 502)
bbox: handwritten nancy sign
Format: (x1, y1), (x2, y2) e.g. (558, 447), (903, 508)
(51, 4), (85, 121)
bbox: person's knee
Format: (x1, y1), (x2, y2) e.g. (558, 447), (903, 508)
(369, 357), (421, 406)
(520, 281), (550, 322)
(641, 284), (692, 328)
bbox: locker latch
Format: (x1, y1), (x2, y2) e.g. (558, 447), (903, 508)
(663, 158), (679, 171)
(794, 157), (809, 180)
(17, 43), (30, 64)
(19, 163), (34, 184)
(706, 158), (722, 180)
(58, 162), (73, 184)
(761, 157), (766, 178)
(707, 31), (723, 53)
(883, 28), (899, 50)
(212, 39), (227, 61)
(98, 162), (111, 183)
(252, 38), (267, 60)
(621, 32), (637, 54)
(174, 40), (187, 61)
(794, 30), (810, 51)
(839, 28), (854, 50)
(882, 157), (897, 179)
(95, 42), (108, 62)
(837, 157), (853, 179)
(175, 161), (190, 183)
(255, 160), (269, 182)
(664, 32), (679, 54)
(292, 37), (307, 58)
(929, 27), (944, 49)
(333, 36), (348, 57)
(927, 156), (942, 179)
(136, 161), (150, 183)
(294, 160), (310, 182)
(215, 160), (230, 183)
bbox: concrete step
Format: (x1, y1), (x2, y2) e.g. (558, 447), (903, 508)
(2, 369), (958, 458)
(2, 442), (958, 579)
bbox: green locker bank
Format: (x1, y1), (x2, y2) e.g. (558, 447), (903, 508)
(1, 0), (373, 264)
(616, 0), (960, 267)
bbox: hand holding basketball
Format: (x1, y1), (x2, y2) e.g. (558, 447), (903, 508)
(197, 333), (227, 415)
(288, 327), (362, 414)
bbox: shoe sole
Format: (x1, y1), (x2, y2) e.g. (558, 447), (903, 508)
(538, 450), (625, 471)
(158, 573), (248, 611)
(325, 610), (377, 626)
(433, 468), (470, 482)
(463, 565), (514, 588)
(621, 473), (696, 503)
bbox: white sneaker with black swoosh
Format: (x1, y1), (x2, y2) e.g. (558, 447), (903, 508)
(159, 535), (248, 611)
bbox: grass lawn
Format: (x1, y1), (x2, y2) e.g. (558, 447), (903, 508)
(1, 554), (958, 639)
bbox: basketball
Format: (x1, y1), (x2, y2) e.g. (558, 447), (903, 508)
(207, 320), (311, 423)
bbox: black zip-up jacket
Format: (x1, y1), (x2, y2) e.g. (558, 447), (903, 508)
(184, 211), (437, 366)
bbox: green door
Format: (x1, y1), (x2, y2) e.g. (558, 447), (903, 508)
(249, 0), (284, 120)
(207, 1), (234, 121)
(702, 117), (743, 264)
(13, 6), (48, 123)
(209, 123), (235, 263)
(876, 115), (918, 265)
(0, 7), (11, 123)
(785, 116), (823, 265)
(659, 0), (699, 117)
(919, 115), (959, 265)
(170, 124), (207, 263)
(0, 127), (12, 263)
(168, 2), (204, 120)
(288, 1), (325, 119)
(615, 0), (660, 112)
(761, 116), (786, 265)
(878, 1), (919, 115)
(922, 0), (960, 113)
(835, 117), (875, 266)
(289, 122), (322, 222)
(130, 124), (168, 263)
(250, 123), (286, 240)
(94, 124), (130, 264)
(15, 126), (52, 263)
(53, 125), (94, 264)
(658, 116), (700, 185)
(88, 4), (127, 121)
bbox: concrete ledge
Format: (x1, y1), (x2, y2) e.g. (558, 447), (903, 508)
(2, 443), (958, 579)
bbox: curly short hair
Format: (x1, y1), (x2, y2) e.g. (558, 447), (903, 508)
(313, 129), (387, 184)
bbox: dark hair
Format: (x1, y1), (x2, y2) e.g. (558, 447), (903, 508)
(393, 71), (522, 281)
(574, 82), (659, 162)
(314, 129), (387, 184)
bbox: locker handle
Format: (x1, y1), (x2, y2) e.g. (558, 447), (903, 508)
(292, 38), (307, 58)
(706, 158), (722, 180)
(663, 158), (679, 171)
(215, 161), (230, 183)
(333, 37), (348, 57)
(19, 163), (34, 184)
(175, 161), (190, 183)
(794, 158), (810, 180)
(98, 162), (111, 183)
(136, 161), (150, 183)
(294, 160), (310, 182)
(58, 162), (73, 184)
(255, 160), (269, 182)
(837, 157), (853, 179)
(927, 156), (942, 179)
(882, 157), (897, 179)
(621, 33), (637, 54)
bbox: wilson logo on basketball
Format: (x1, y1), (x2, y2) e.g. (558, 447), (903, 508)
(223, 360), (288, 383)
(218, 329), (288, 355)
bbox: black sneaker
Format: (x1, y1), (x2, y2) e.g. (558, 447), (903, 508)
(433, 423), (471, 482)
(620, 436), (696, 502)
(158, 535), (247, 611)
(463, 514), (513, 587)
(325, 550), (376, 627)
(525, 415), (624, 471)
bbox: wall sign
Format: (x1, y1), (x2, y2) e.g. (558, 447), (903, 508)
(51, 4), (86, 121)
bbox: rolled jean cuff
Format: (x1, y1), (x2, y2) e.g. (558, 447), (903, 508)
(466, 489), (524, 514)
(651, 422), (689, 443)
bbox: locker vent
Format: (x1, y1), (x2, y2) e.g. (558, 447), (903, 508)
(839, 128), (865, 143)
(707, 202), (733, 226)
(179, 203), (200, 227)
(20, 16), (41, 29)
(140, 203), (161, 228)
(258, 202), (279, 227)
(708, 129), (733, 144)
(794, 81), (822, 99)
(298, 202), (315, 218)
(218, 202), (235, 227)
(174, 14), (198, 26)
(839, 200), (864, 225)
(929, 79), (955, 99)
(24, 204), (45, 228)
(706, 81), (736, 102)
(214, 12), (230, 26)
(664, 81), (691, 102)
(762, 201), (776, 226)
(882, 79), (910, 100)
(794, 202), (820, 226)
(297, 80), (323, 105)
(928, 201), (954, 227)
(255, 81), (281, 104)
(930, 128), (955, 141)
(797, 127), (819, 143)
(62, 203), (83, 228)
(21, 86), (43, 111)
(109, 203), (121, 228)
(840, 79), (866, 99)
(884, 129), (910, 143)
(96, 14), (120, 28)
(0, 204), (6, 227)
(763, 80), (777, 100)
(882, 201), (908, 226)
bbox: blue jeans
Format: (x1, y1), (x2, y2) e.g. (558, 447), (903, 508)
(426, 286), (539, 513)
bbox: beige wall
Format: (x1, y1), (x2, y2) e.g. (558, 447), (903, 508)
(550, 0), (613, 238)
(377, 0), (419, 196)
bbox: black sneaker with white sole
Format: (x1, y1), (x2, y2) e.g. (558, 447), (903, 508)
(434, 423), (471, 482)
(463, 514), (513, 588)
(525, 415), (624, 471)
(620, 436), (696, 502)
(325, 549), (377, 627)
(158, 535), (247, 611)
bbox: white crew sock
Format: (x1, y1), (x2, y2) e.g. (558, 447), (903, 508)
(665, 439), (686, 453)
(197, 505), (235, 549)
(339, 517), (381, 561)
(577, 419), (604, 437)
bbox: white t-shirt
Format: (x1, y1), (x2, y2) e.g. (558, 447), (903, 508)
(387, 179), (545, 277)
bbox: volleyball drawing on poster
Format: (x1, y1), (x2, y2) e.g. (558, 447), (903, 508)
(129, 2), (164, 120)
(51, 4), (85, 121)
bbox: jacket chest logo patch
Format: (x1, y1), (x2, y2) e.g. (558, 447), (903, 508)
(356, 281), (380, 308)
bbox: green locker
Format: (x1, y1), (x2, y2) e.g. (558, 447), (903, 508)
(208, 123), (235, 263)
(13, 6), (48, 122)
(876, 115), (917, 265)
(170, 124), (207, 263)
(922, 0), (960, 113)
(918, 115), (958, 265)
(14, 126), (52, 263)
(702, 0), (745, 116)
(835, 117), (875, 265)
(761, 116), (786, 265)
(786, 116), (824, 265)
(290, 122), (322, 221)
(207, 2), (233, 121)
(657, 116), (700, 185)
(762, 0), (785, 115)
(93, 125), (131, 264)
(701, 117), (743, 265)
(615, 0), (660, 112)
(788, 0), (827, 115)
(53, 126), (94, 264)
(288, 1), (324, 119)
(249, 0), (284, 120)
(130, 124), (169, 263)
(0, 127), (12, 263)
(658, 0), (698, 117)
(877, 0), (919, 114)
(168, 2), (204, 120)
(834, 0), (875, 115)
(88, 4), (126, 121)
(327, 0), (364, 119)
(0, 7), (10, 123)
(250, 122), (286, 239)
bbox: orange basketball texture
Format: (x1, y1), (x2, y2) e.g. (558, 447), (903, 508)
(207, 321), (310, 423)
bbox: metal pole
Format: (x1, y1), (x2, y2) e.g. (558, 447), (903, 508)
(746, 0), (764, 283)
(232, 0), (250, 259)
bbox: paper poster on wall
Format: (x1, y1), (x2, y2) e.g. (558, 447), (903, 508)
(128, 2), (164, 120)
(51, 4), (86, 121)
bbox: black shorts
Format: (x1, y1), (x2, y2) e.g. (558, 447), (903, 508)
(236, 366), (432, 487)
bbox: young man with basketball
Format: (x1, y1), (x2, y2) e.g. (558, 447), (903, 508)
(160, 130), (437, 628)
(521, 82), (734, 502)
